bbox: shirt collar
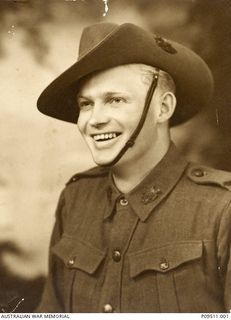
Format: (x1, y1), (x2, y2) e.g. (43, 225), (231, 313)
(104, 143), (189, 221)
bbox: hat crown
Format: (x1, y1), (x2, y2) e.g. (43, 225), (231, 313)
(78, 22), (119, 60)
(38, 22), (214, 126)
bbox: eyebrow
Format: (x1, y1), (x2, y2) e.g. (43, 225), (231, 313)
(77, 91), (130, 100)
(104, 91), (128, 96)
(76, 95), (89, 100)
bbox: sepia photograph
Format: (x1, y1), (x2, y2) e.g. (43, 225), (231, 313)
(0, 0), (231, 314)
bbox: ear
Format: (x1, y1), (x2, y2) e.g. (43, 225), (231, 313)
(157, 92), (177, 123)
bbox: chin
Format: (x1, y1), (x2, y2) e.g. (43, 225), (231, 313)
(91, 151), (120, 167)
(93, 155), (116, 166)
(91, 146), (134, 167)
(93, 158), (114, 167)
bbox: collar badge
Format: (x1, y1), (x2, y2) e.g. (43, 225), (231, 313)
(141, 186), (162, 205)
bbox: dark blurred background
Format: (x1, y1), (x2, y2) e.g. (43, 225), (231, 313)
(0, 0), (231, 312)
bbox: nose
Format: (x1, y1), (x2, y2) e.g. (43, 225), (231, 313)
(88, 103), (109, 127)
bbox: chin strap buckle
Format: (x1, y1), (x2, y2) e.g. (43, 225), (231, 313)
(126, 140), (135, 148)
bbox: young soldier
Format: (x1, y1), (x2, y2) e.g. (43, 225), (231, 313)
(36, 23), (231, 313)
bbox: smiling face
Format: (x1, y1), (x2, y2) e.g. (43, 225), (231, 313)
(77, 64), (170, 167)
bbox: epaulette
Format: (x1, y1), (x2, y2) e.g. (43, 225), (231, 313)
(66, 166), (110, 186)
(187, 164), (231, 191)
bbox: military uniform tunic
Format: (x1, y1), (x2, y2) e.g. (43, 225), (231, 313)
(37, 144), (231, 312)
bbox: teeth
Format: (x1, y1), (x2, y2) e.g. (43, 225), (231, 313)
(92, 132), (119, 141)
(94, 135), (100, 141)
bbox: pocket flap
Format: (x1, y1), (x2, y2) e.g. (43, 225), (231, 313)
(128, 241), (202, 278)
(51, 235), (106, 274)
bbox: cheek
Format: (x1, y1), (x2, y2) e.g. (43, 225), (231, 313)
(121, 107), (143, 130)
(77, 112), (88, 133)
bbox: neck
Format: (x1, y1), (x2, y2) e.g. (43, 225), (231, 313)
(112, 134), (170, 194)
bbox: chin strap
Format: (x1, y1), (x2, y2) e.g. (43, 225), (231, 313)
(102, 71), (159, 168)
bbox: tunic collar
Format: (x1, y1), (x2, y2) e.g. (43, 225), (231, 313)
(104, 143), (189, 222)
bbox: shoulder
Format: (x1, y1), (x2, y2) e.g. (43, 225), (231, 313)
(65, 166), (110, 186)
(60, 166), (110, 212)
(182, 163), (231, 224)
(186, 163), (231, 192)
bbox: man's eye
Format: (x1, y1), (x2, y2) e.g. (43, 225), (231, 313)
(109, 97), (125, 104)
(78, 101), (91, 110)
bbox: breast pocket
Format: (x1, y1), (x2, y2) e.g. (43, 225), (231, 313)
(51, 234), (106, 312)
(128, 241), (206, 312)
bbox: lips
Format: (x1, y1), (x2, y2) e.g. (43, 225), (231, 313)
(91, 132), (121, 142)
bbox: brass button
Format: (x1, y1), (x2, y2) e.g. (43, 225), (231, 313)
(103, 304), (113, 313)
(159, 260), (169, 270)
(112, 250), (121, 262)
(192, 168), (205, 177)
(119, 197), (128, 206)
(67, 258), (75, 267)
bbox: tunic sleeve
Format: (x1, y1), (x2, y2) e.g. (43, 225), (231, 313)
(35, 189), (66, 313)
(216, 196), (231, 312)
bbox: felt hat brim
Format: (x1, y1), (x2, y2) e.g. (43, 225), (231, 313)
(37, 23), (214, 126)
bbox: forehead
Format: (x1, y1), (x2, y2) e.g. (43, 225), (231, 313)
(78, 64), (156, 95)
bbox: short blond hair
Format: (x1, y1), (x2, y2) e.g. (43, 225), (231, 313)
(137, 64), (176, 94)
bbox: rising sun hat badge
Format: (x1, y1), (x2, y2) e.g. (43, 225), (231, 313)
(154, 35), (177, 54)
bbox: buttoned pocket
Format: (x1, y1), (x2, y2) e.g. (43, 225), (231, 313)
(52, 235), (106, 274)
(129, 241), (202, 277)
(128, 241), (208, 312)
(51, 235), (106, 312)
